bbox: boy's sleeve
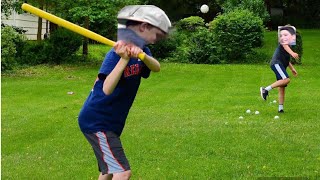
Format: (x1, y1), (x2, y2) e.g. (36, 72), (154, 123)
(141, 47), (152, 78)
(99, 49), (121, 75)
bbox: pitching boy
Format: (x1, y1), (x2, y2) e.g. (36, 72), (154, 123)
(260, 26), (299, 113)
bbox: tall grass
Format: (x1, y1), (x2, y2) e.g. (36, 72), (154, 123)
(1, 30), (320, 179)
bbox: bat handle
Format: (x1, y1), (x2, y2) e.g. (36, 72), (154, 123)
(138, 52), (146, 61)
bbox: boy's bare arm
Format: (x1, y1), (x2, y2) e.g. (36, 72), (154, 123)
(282, 44), (299, 60)
(103, 58), (129, 95)
(126, 43), (160, 72)
(288, 62), (298, 76)
(142, 55), (161, 72)
(103, 41), (130, 95)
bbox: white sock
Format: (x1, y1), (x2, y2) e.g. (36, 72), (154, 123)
(279, 104), (284, 111)
(265, 86), (272, 91)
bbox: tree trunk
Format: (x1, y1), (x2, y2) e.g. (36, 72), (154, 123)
(82, 16), (89, 56)
(264, 0), (272, 29)
(37, 2), (44, 41)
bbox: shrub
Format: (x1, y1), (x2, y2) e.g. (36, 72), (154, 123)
(156, 16), (221, 64)
(189, 27), (220, 64)
(150, 16), (204, 63)
(165, 29), (191, 63)
(175, 16), (205, 32)
(19, 41), (49, 65)
(290, 30), (303, 64)
(148, 35), (178, 60)
(1, 26), (27, 71)
(221, 0), (269, 23)
(45, 28), (82, 64)
(19, 28), (82, 65)
(209, 9), (264, 63)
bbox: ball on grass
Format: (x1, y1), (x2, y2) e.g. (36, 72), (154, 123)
(200, 4), (209, 13)
(246, 109), (251, 114)
(255, 111), (260, 115)
(274, 115), (280, 119)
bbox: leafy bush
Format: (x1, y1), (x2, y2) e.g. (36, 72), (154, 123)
(45, 27), (83, 64)
(169, 31), (192, 63)
(221, 0), (269, 23)
(175, 16), (205, 32)
(170, 17), (208, 63)
(19, 28), (82, 65)
(148, 35), (178, 60)
(165, 17), (220, 64)
(19, 41), (49, 65)
(1, 26), (26, 71)
(188, 27), (220, 64)
(150, 16), (205, 63)
(290, 30), (303, 64)
(209, 9), (264, 63)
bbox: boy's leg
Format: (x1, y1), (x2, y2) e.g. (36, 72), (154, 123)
(112, 170), (131, 180)
(271, 78), (290, 89)
(99, 173), (112, 180)
(98, 170), (131, 180)
(260, 64), (290, 100)
(278, 86), (285, 112)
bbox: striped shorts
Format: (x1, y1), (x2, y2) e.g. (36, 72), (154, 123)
(271, 64), (289, 80)
(84, 131), (130, 175)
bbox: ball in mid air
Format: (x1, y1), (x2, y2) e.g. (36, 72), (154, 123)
(200, 4), (209, 13)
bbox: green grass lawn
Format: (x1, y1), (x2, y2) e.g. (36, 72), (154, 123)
(2, 30), (320, 179)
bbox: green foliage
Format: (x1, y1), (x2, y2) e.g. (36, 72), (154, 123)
(19, 41), (49, 65)
(290, 30), (303, 64)
(209, 9), (264, 63)
(46, 28), (82, 64)
(175, 16), (205, 32)
(283, 0), (320, 28)
(66, 0), (141, 41)
(19, 28), (82, 65)
(148, 36), (178, 60)
(269, 15), (284, 30)
(169, 31), (191, 63)
(221, 0), (269, 23)
(1, 0), (23, 18)
(1, 26), (27, 71)
(157, 13), (264, 64)
(161, 16), (220, 64)
(188, 27), (220, 64)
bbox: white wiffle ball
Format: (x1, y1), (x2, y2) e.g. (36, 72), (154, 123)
(200, 4), (209, 13)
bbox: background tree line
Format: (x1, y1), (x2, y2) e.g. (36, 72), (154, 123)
(1, 0), (313, 71)
(2, 0), (319, 40)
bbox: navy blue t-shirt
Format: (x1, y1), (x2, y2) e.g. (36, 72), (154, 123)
(270, 44), (291, 68)
(78, 47), (152, 136)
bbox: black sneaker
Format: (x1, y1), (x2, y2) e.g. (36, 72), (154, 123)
(278, 109), (284, 113)
(260, 87), (268, 100)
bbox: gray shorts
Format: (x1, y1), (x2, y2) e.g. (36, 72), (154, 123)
(84, 131), (130, 174)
